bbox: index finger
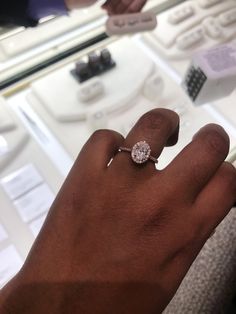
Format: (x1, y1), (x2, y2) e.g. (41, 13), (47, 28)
(163, 124), (230, 200)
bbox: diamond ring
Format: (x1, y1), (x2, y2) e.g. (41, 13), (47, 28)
(119, 141), (158, 164)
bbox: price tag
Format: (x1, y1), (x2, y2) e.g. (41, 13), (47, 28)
(14, 184), (54, 223)
(1, 164), (43, 200)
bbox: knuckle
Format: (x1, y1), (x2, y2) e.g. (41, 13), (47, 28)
(138, 109), (179, 133)
(90, 129), (109, 142)
(179, 222), (202, 252)
(142, 207), (170, 233)
(90, 129), (123, 144)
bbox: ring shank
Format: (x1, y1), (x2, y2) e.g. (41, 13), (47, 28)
(119, 146), (158, 164)
(119, 147), (132, 153)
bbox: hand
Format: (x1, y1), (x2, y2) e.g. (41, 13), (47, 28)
(1, 109), (236, 314)
(102, 0), (148, 15)
(65, 0), (98, 10)
(65, 0), (147, 14)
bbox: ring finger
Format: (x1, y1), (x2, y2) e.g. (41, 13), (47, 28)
(111, 108), (179, 173)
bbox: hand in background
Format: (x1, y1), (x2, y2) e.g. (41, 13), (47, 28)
(65, 0), (98, 9)
(65, 0), (147, 14)
(102, 0), (148, 15)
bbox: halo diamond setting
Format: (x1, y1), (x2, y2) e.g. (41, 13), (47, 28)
(131, 141), (151, 164)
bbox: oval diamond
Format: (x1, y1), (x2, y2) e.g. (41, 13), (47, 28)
(131, 141), (151, 164)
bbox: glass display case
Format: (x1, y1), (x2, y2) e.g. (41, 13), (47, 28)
(0, 0), (236, 312)
(0, 0), (185, 89)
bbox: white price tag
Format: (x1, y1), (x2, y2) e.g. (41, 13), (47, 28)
(14, 184), (55, 223)
(0, 246), (23, 288)
(1, 164), (43, 200)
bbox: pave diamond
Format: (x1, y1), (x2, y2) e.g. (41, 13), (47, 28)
(131, 141), (151, 164)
